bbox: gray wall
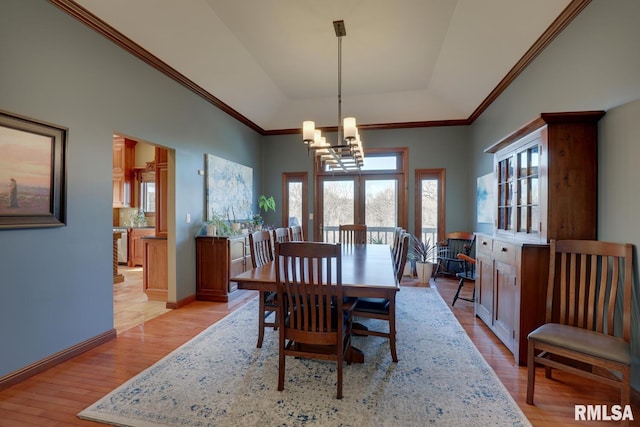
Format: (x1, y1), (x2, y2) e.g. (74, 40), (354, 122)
(0, 0), (262, 377)
(263, 126), (471, 240)
(3, 0), (640, 391)
(469, 0), (640, 387)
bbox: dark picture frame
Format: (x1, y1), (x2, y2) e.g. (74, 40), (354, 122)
(0, 109), (67, 229)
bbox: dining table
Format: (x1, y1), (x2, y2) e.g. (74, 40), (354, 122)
(230, 243), (399, 363)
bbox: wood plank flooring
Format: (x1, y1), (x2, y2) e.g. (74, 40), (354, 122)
(113, 266), (171, 334)
(0, 274), (637, 426)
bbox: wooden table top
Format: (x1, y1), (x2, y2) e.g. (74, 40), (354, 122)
(231, 243), (398, 298)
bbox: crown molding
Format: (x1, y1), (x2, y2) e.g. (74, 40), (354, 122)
(49, 0), (590, 136)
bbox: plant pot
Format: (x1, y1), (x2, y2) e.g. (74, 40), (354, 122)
(205, 224), (217, 236)
(416, 261), (434, 284)
(231, 222), (241, 232)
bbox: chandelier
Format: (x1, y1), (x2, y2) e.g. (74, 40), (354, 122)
(302, 20), (364, 172)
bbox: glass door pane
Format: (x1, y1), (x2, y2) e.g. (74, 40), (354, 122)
(322, 179), (354, 243)
(364, 179), (397, 245)
(420, 178), (438, 249)
(287, 181), (302, 226)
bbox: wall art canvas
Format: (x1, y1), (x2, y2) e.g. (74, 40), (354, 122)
(0, 110), (66, 229)
(205, 154), (252, 222)
(477, 172), (494, 224)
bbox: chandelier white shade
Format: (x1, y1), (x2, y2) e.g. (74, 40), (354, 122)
(302, 20), (364, 172)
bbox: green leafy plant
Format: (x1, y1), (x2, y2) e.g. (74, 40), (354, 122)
(258, 195), (276, 214)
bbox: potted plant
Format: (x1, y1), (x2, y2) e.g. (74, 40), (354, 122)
(408, 235), (437, 283)
(204, 210), (227, 236)
(258, 194), (276, 215)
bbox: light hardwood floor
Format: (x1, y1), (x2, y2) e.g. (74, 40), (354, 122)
(113, 266), (171, 334)
(0, 275), (637, 426)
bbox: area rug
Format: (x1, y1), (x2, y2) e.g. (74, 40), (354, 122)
(78, 287), (531, 426)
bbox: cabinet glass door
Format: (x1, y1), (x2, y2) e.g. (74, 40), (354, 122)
(496, 156), (513, 232)
(516, 144), (540, 236)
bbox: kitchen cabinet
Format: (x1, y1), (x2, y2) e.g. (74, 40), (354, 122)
(196, 235), (251, 302)
(128, 227), (155, 267)
(143, 236), (167, 301)
(112, 137), (136, 208)
(476, 111), (604, 365)
(155, 147), (168, 238)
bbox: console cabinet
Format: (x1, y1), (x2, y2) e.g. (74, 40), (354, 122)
(477, 111), (604, 365)
(196, 235), (251, 302)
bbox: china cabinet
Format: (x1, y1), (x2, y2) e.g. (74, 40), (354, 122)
(476, 111), (604, 365)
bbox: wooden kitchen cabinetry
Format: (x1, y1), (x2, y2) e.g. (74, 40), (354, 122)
(155, 147), (168, 238)
(476, 111), (604, 365)
(128, 227), (155, 267)
(143, 236), (167, 301)
(196, 235), (251, 302)
(112, 137), (136, 208)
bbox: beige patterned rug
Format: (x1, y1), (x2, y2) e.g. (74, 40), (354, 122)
(79, 287), (530, 426)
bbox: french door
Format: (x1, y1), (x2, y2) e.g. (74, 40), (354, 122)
(316, 149), (407, 244)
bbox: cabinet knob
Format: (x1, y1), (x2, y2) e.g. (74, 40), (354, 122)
(482, 241), (487, 246)
(501, 247), (507, 252)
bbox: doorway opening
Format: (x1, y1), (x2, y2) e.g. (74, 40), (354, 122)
(112, 134), (176, 333)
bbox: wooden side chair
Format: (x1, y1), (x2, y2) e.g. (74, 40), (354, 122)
(275, 241), (355, 399)
(338, 224), (367, 244)
(248, 230), (278, 348)
(352, 231), (408, 362)
(451, 253), (476, 306)
(289, 225), (304, 241)
(433, 231), (475, 281)
(526, 239), (633, 422)
(272, 227), (291, 244)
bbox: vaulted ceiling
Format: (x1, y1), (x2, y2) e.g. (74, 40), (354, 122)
(54, 0), (588, 134)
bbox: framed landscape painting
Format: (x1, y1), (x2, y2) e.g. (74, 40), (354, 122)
(205, 154), (252, 222)
(0, 110), (67, 229)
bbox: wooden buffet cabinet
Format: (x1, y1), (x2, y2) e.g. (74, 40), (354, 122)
(476, 111), (604, 366)
(196, 235), (251, 302)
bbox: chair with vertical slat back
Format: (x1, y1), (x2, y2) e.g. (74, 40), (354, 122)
(275, 241), (355, 399)
(289, 225), (304, 241)
(273, 227), (291, 244)
(338, 224), (367, 244)
(526, 239), (633, 425)
(249, 230), (278, 348)
(352, 231), (408, 362)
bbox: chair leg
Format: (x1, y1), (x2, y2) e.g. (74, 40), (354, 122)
(257, 292), (266, 348)
(278, 338), (285, 392)
(526, 339), (536, 405)
(452, 277), (465, 306)
(389, 298), (398, 363)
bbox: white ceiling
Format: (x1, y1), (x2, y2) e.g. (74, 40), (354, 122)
(73, 0), (574, 132)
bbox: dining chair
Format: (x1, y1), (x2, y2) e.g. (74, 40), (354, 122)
(338, 224), (367, 244)
(248, 230), (278, 348)
(526, 239), (633, 424)
(451, 253), (476, 306)
(275, 241), (355, 399)
(433, 231), (475, 281)
(289, 225), (304, 241)
(352, 231), (408, 363)
(272, 227), (291, 244)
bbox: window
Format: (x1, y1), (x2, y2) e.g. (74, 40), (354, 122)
(414, 169), (445, 248)
(282, 172), (308, 236)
